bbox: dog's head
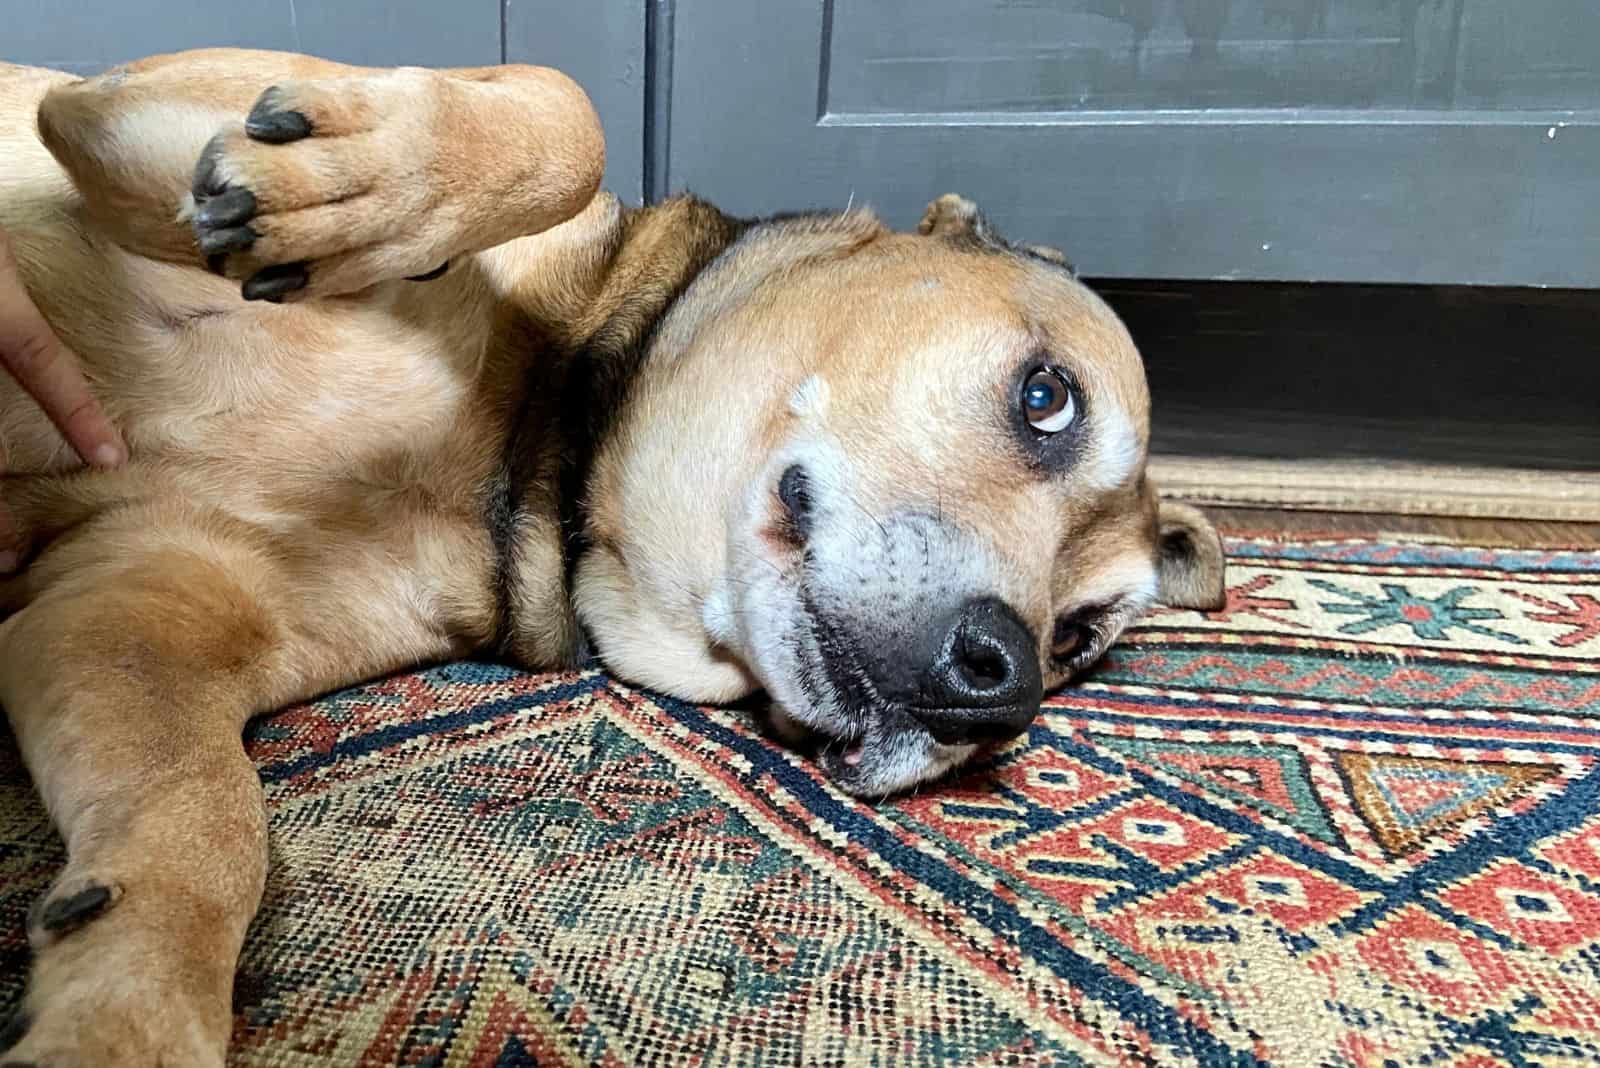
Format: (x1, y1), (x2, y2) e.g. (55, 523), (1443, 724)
(573, 194), (1224, 796)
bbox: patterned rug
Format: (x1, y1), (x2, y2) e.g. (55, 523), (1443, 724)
(4, 532), (1600, 1065)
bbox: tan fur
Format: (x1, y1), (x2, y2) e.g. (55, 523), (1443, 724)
(0, 49), (1223, 1065)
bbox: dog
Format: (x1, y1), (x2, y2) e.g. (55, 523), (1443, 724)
(0, 48), (1225, 1065)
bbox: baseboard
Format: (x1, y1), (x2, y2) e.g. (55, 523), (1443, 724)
(1149, 456), (1600, 523)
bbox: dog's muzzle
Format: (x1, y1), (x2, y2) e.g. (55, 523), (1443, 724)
(777, 463), (1044, 747)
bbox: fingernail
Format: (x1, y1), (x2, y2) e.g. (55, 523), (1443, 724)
(0, 550), (18, 573)
(93, 443), (126, 468)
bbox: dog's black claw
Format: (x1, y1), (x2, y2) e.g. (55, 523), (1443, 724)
(196, 186), (256, 230)
(207, 252), (228, 276)
(0, 1060), (40, 1068)
(0, 1010), (28, 1054)
(192, 134), (229, 198)
(197, 224), (257, 257)
(242, 262), (309, 302)
(406, 261), (449, 282)
(245, 90), (313, 144)
(31, 882), (114, 936)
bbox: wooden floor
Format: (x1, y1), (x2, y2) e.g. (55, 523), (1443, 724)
(1205, 507), (1600, 549)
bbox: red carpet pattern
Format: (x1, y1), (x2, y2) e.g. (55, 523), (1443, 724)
(2, 533), (1599, 1064)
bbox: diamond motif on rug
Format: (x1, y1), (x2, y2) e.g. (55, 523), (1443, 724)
(1355, 905), (1539, 1021)
(1336, 752), (1557, 857)
(1439, 859), (1600, 956)
(1093, 734), (1342, 846)
(1070, 795), (1238, 873)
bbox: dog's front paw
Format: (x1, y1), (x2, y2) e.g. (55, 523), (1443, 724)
(2, 874), (229, 1067)
(188, 71), (454, 303)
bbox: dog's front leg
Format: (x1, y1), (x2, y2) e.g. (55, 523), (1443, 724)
(0, 541), (282, 1066)
(192, 63), (605, 302)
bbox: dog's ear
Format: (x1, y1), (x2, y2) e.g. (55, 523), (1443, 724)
(918, 194), (1074, 272)
(1155, 501), (1226, 611)
(918, 193), (1008, 246)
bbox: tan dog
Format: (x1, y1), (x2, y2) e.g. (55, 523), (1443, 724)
(0, 49), (1224, 1065)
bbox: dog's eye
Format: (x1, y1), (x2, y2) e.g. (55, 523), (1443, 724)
(1051, 613), (1093, 662)
(1022, 369), (1076, 433)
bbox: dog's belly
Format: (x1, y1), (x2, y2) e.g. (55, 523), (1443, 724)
(2, 244), (517, 660)
(3, 253), (496, 466)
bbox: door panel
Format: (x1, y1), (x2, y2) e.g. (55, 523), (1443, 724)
(5, 0), (501, 73)
(830, 0), (1456, 112)
(506, 0), (646, 204)
(665, 0), (1600, 285)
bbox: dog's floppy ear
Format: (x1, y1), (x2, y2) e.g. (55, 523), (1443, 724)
(1155, 501), (1227, 610)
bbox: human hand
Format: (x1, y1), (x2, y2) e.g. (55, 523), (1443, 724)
(0, 224), (126, 571)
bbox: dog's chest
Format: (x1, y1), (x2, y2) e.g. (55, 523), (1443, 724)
(136, 292), (495, 464)
(120, 291), (514, 649)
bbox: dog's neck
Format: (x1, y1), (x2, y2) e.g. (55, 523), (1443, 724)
(488, 195), (748, 667)
(488, 197), (890, 675)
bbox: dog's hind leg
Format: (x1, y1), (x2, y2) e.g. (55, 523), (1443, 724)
(0, 544), (275, 1066)
(0, 494), (472, 1066)
(0, 505), (396, 1067)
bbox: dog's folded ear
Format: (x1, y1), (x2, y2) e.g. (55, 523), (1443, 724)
(918, 193), (1004, 244)
(918, 194), (1074, 272)
(1154, 501), (1227, 611)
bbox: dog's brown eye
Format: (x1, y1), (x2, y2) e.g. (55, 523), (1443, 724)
(1051, 618), (1087, 659)
(1022, 369), (1075, 433)
(1052, 608), (1104, 665)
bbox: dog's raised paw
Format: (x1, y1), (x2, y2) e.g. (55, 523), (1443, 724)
(187, 70), (450, 299)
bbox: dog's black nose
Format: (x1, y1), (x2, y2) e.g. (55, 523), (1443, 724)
(910, 597), (1043, 746)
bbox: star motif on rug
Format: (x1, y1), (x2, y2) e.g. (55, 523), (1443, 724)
(1308, 580), (1527, 644)
(1505, 590), (1600, 648)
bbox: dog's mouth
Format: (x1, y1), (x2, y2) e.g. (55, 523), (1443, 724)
(772, 592), (977, 798)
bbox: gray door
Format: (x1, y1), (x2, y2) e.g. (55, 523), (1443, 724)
(661, 1), (1600, 286)
(5, 0), (502, 72)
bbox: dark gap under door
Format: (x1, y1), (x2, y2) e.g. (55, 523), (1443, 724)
(1093, 280), (1600, 473)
